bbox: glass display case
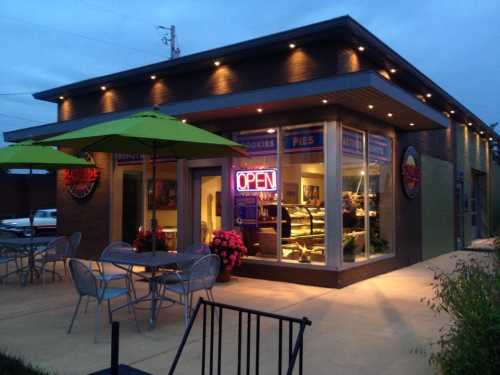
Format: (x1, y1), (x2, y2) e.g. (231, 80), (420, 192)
(281, 204), (325, 263)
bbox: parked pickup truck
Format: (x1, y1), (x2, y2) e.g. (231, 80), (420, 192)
(0, 209), (57, 237)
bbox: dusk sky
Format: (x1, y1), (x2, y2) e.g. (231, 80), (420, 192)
(1, 0), (499, 144)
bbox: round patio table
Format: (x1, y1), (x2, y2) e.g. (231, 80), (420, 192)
(0, 236), (57, 285)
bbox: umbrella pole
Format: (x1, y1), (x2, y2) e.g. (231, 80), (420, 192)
(29, 166), (34, 284)
(151, 143), (157, 255)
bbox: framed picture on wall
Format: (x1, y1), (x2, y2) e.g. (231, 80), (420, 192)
(303, 185), (320, 205)
(283, 183), (299, 203)
(147, 179), (177, 210)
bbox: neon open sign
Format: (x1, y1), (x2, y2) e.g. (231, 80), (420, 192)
(236, 169), (277, 192)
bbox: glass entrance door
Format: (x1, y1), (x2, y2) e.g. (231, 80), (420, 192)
(192, 168), (222, 245)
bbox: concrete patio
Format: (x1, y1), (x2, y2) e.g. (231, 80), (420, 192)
(0, 251), (482, 375)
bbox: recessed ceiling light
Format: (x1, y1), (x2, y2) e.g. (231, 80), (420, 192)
(426, 93), (432, 98)
(358, 46), (365, 52)
(257, 108), (263, 113)
(267, 128), (276, 134)
(150, 75), (157, 80)
(389, 68), (397, 74)
(321, 99), (328, 104)
(181, 119), (187, 123)
(100, 85), (107, 91)
(289, 43), (296, 49)
(368, 104), (374, 109)
(409, 122), (415, 127)
(450, 110), (455, 114)
(387, 113), (393, 118)
(59, 96), (64, 100)
(214, 60), (221, 67)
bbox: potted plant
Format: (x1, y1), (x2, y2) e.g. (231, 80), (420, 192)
(343, 234), (356, 262)
(133, 226), (168, 252)
(209, 230), (247, 282)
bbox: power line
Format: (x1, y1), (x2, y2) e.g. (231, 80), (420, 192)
(0, 15), (161, 58)
(0, 113), (41, 123)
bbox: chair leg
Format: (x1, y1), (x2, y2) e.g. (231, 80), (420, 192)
(63, 260), (68, 277)
(95, 301), (102, 344)
(67, 296), (82, 334)
(128, 291), (140, 333)
(183, 293), (189, 328)
(84, 296), (90, 314)
(107, 299), (113, 324)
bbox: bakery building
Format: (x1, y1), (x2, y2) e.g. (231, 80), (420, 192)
(4, 16), (500, 287)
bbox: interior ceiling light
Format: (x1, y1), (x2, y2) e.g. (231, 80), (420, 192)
(214, 60), (221, 67)
(389, 68), (397, 74)
(387, 113), (393, 118)
(289, 43), (296, 49)
(257, 108), (263, 113)
(368, 104), (374, 109)
(321, 99), (328, 104)
(357, 46), (365, 52)
(267, 128), (276, 134)
(150, 75), (157, 80)
(100, 85), (107, 91)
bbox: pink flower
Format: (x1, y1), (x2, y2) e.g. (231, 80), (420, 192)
(214, 238), (221, 245)
(221, 241), (228, 247)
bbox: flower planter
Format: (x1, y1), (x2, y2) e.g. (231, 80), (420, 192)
(217, 269), (232, 283)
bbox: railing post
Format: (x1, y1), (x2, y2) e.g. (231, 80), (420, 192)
(111, 321), (119, 375)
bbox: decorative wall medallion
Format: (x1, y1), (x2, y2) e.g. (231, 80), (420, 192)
(401, 146), (421, 199)
(64, 153), (99, 199)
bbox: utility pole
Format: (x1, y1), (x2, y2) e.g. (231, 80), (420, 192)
(157, 25), (181, 60)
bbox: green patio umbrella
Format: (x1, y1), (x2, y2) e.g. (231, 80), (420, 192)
(38, 110), (247, 253)
(0, 140), (93, 282)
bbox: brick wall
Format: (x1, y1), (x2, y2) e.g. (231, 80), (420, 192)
(56, 152), (111, 259)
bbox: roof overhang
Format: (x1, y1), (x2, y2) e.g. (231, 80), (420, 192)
(4, 71), (448, 143)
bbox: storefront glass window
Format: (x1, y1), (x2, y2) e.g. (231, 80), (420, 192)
(342, 128), (367, 263)
(368, 134), (394, 257)
(233, 129), (278, 260)
(280, 125), (325, 265)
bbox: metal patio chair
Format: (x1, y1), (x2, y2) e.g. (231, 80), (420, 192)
(160, 242), (211, 284)
(0, 232), (21, 284)
(68, 232), (82, 258)
(67, 259), (139, 343)
(39, 236), (70, 283)
(159, 254), (220, 327)
(85, 242), (137, 313)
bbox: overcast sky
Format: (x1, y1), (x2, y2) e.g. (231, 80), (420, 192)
(1, 0), (499, 144)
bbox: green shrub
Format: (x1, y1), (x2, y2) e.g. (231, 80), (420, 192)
(0, 351), (52, 375)
(421, 247), (500, 375)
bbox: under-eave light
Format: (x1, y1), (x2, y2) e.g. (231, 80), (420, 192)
(450, 110), (455, 114)
(357, 46), (365, 52)
(150, 75), (157, 80)
(289, 43), (296, 49)
(409, 122), (415, 127)
(489, 137), (494, 141)
(100, 85), (107, 91)
(214, 60), (221, 67)
(257, 108), (263, 113)
(368, 104), (374, 110)
(480, 130), (484, 135)
(426, 93), (432, 98)
(387, 113), (393, 118)
(389, 68), (397, 74)
(321, 99), (328, 104)
(267, 128), (276, 134)
(59, 96), (64, 100)
(181, 119), (187, 123)
(468, 122), (473, 126)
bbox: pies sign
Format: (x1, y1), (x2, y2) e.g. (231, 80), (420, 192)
(64, 153), (100, 199)
(401, 146), (420, 199)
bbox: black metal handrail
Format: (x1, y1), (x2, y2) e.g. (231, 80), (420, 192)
(168, 297), (312, 375)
